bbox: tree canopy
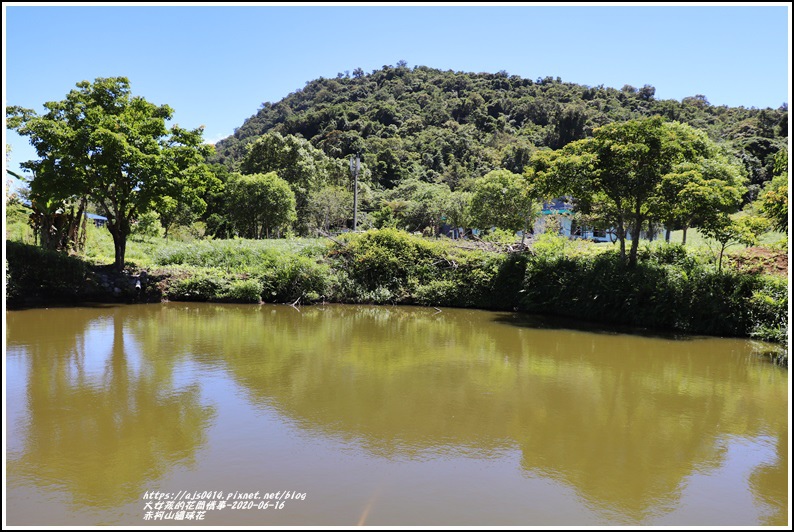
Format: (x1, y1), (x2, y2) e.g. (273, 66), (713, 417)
(375, 178), (452, 234)
(227, 172), (297, 238)
(240, 132), (356, 234)
(206, 66), (784, 239)
(655, 154), (747, 244)
(527, 117), (747, 265)
(701, 213), (770, 272)
(7, 77), (216, 269)
(755, 147), (788, 232)
(9, 68), (786, 249)
(469, 169), (539, 243)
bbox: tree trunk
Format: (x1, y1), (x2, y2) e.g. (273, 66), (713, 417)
(628, 228), (640, 266)
(69, 198), (87, 252)
(78, 212), (87, 251)
(109, 223), (130, 271)
(665, 227), (671, 242)
(718, 244), (726, 272)
(628, 215), (643, 267)
(682, 226), (688, 245)
(616, 219), (627, 263)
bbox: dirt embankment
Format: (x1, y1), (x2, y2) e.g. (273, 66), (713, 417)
(727, 247), (788, 277)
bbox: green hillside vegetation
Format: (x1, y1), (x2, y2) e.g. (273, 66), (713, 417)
(8, 68), (787, 250)
(5, 67), (788, 352)
(213, 63), (786, 202)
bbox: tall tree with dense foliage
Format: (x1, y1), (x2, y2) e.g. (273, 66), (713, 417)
(155, 160), (223, 239)
(7, 77), (215, 269)
(756, 147), (788, 232)
(377, 178), (452, 234)
(241, 132), (351, 234)
(307, 185), (353, 234)
(446, 190), (472, 237)
(227, 172), (297, 238)
(655, 154), (746, 243)
(528, 116), (744, 265)
(468, 169), (538, 243)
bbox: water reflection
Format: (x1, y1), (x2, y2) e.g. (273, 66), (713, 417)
(5, 303), (788, 525)
(7, 306), (215, 509)
(748, 427), (789, 526)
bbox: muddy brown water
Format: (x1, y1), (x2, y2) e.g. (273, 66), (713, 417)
(5, 303), (789, 526)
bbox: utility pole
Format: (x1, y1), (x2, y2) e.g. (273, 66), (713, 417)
(350, 153), (360, 231)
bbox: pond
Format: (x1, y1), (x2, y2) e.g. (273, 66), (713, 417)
(5, 303), (788, 526)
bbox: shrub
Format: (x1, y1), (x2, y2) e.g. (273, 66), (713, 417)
(485, 253), (530, 310)
(256, 255), (331, 303)
(519, 250), (786, 339)
(444, 252), (503, 308)
(5, 202), (35, 244)
(6, 241), (88, 307)
(130, 211), (164, 241)
(748, 276), (788, 343)
(414, 279), (460, 307)
(223, 278), (263, 304)
(642, 242), (696, 268)
(481, 227), (519, 246)
(531, 232), (569, 259)
(166, 271), (228, 302)
(337, 228), (440, 294)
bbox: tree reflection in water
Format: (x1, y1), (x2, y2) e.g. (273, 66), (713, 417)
(5, 303), (788, 525)
(7, 306), (215, 508)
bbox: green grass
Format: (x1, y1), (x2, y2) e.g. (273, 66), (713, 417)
(80, 222), (329, 269)
(570, 228), (786, 266)
(665, 227), (786, 249)
(83, 223), (159, 267)
(4, 202), (36, 245)
(5, 219), (35, 245)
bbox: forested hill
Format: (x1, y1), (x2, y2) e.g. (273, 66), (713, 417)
(211, 63), (788, 198)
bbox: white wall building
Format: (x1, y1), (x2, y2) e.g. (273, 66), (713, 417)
(534, 199), (663, 243)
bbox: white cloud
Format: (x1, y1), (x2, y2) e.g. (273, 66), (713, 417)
(205, 133), (231, 145)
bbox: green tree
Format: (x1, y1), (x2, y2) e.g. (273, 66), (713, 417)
(701, 214), (770, 272)
(656, 154), (746, 244)
(6, 121), (89, 252)
(756, 147), (788, 232)
(307, 185), (353, 234)
(446, 190), (472, 238)
(228, 172), (297, 238)
(7, 77), (214, 269)
(130, 211), (163, 241)
(380, 178), (452, 234)
(155, 196), (198, 239)
(528, 117), (725, 265)
(241, 132), (350, 233)
(201, 163), (235, 239)
(211, 65), (786, 208)
(548, 104), (589, 149)
(154, 159), (223, 239)
(468, 169), (538, 243)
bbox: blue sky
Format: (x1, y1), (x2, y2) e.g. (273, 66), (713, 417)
(3, 3), (791, 186)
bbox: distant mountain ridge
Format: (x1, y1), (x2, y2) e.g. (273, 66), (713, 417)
(211, 63), (787, 199)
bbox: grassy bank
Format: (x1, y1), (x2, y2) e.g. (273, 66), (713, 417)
(5, 225), (788, 348)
